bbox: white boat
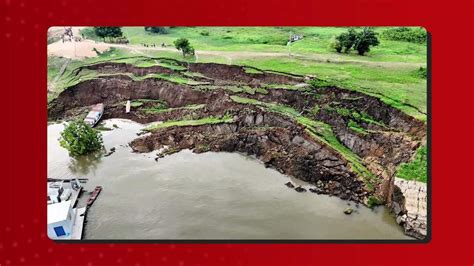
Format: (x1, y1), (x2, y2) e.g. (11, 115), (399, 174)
(84, 103), (104, 127)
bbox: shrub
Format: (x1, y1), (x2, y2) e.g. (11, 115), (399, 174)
(200, 30), (210, 36)
(353, 27), (380, 55)
(416, 67), (427, 78)
(335, 28), (358, 53)
(331, 27), (379, 55)
(144, 27), (167, 34)
(330, 38), (343, 53)
(94, 27), (123, 41)
(381, 27), (427, 43)
(59, 120), (103, 156)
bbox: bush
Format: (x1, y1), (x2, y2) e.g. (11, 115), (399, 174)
(331, 27), (379, 55)
(144, 27), (167, 34)
(94, 27), (123, 41)
(415, 67), (427, 78)
(330, 38), (343, 53)
(59, 120), (103, 156)
(335, 28), (358, 53)
(200, 30), (210, 36)
(353, 27), (380, 55)
(381, 27), (427, 43)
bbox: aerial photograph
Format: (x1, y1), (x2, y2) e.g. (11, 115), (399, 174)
(47, 26), (428, 240)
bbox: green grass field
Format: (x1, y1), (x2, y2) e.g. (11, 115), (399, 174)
(49, 27), (427, 120)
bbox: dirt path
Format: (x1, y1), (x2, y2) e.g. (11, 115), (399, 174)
(48, 38), (423, 69)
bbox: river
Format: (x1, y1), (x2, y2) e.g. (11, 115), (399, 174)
(47, 119), (410, 240)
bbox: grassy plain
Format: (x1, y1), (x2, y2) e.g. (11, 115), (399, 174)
(49, 27), (427, 119)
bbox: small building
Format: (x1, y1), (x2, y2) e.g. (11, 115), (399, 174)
(47, 200), (76, 239)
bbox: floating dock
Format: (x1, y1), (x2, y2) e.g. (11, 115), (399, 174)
(47, 178), (103, 240)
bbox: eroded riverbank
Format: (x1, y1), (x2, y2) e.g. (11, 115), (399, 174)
(48, 119), (411, 240)
(47, 60), (427, 239)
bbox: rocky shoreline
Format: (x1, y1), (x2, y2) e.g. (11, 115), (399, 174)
(391, 178), (428, 239)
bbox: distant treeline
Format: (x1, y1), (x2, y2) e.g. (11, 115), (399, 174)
(381, 27), (427, 43)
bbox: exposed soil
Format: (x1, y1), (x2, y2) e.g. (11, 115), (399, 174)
(130, 108), (367, 202)
(48, 60), (427, 238)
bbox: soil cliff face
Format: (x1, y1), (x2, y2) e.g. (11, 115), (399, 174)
(48, 60), (428, 239)
(130, 108), (367, 203)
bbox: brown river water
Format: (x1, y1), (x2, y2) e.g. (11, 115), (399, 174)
(47, 119), (411, 240)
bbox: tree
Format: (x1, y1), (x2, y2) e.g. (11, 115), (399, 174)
(353, 27), (380, 55)
(335, 28), (358, 53)
(174, 38), (194, 57)
(59, 120), (103, 156)
(331, 27), (379, 55)
(94, 27), (123, 41)
(144, 27), (167, 34)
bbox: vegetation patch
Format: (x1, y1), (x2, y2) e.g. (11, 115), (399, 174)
(310, 105), (320, 116)
(262, 83), (306, 91)
(367, 195), (384, 208)
(129, 101), (144, 108)
(414, 67), (427, 79)
(348, 120), (368, 135)
(396, 145), (427, 183)
(131, 73), (205, 85)
(352, 111), (386, 127)
(309, 79), (338, 88)
(381, 27), (427, 44)
(143, 114), (234, 132)
(143, 104), (205, 114)
(126, 99), (168, 112)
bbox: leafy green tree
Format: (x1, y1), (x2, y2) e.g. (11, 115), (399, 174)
(335, 28), (358, 53)
(94, 27), (123, 41)
(353, 27), (380, 55)
(144, 27), (167, 34)
(174, 38), (194, 57)
(59, 120), (103, 156)
(332, 28), (380, 55)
